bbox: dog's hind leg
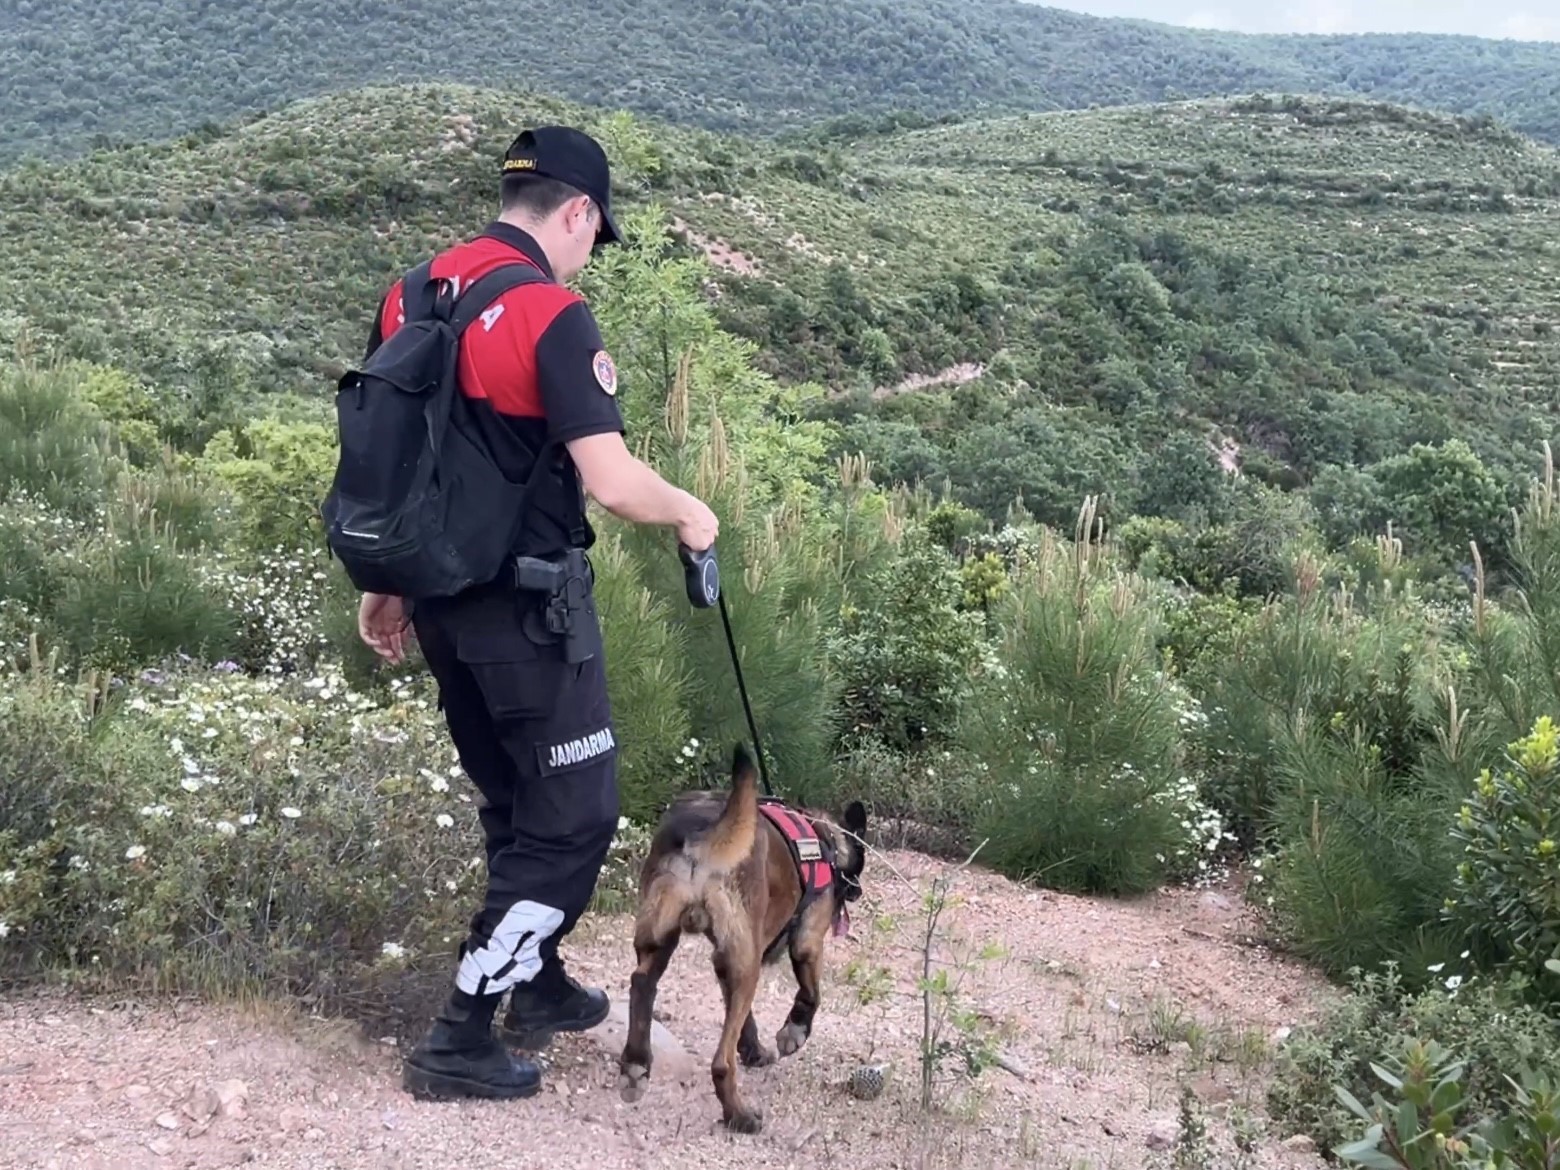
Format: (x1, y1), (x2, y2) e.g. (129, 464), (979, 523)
(738, 1011), (776, 1068)
(618, 893), (681, 1104)
(776, 929), (823, 1058)
(710, 917), (764, 1132)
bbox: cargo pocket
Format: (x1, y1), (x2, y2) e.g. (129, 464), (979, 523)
(455, 616), (575, 724)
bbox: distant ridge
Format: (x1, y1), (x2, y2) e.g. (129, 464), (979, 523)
(3, 0), (1560, 164)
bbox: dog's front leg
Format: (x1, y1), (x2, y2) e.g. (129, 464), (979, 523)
(776, 936), (822, 1057)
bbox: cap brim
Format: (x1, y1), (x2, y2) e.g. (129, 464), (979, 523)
(594, 205), (623, 248)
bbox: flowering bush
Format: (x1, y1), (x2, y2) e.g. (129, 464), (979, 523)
(0, 664), (481, 1000)
(1446, 715), (1560, 993)
(0, 654), (671, 1001)
(195, 544), (335, 674)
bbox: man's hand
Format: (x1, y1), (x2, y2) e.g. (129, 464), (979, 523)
(675, 496), (719, 553)
(358, 592), (410, 664)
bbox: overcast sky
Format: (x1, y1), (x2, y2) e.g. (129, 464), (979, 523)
(1041, 1), (1560, 40)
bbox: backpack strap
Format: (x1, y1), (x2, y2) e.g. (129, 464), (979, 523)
(397, 259), (548, 329)
(450, 262), (550, 334)
(399, 259), (439, 322)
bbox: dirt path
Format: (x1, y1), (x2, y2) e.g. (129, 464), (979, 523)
(1, 850), (1337, 1170)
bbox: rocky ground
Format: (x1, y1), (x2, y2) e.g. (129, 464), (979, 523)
(0, 849), (1340, 1170)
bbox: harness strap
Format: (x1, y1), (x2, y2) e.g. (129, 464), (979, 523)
(759, 800), (834, 896)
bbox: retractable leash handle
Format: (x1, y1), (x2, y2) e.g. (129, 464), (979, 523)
(677, 541), (773, 796)
(678, 542), (720, 608)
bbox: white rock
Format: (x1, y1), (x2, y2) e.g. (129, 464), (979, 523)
(586, 1001), (698, 1081)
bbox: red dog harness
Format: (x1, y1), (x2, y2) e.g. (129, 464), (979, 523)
(757, 798), (849, 958)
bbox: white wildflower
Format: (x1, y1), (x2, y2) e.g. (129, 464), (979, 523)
(436, 814), (455, 828)
(125, 845), (146, 860)
(381, 941), (405, 959)
(280, 807), (301, 819)
(215, 821), (236, 836)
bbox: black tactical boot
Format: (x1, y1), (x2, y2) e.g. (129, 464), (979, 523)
(402, 989), (542, 1100)
(497, 960), (610, 1048)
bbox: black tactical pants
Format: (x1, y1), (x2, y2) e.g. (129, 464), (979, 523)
(411, 580), (618, 999)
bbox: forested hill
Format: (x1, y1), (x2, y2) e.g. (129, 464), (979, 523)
(3, 83), (1556, 559)
(4, 0), (1560, 165)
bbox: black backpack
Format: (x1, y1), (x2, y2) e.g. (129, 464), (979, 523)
(320, 258), (552, 600)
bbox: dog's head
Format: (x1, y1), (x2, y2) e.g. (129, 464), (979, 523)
(822, 801), (868, 934)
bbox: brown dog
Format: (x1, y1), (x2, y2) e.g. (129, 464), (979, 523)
(616, 743), (867, 1133)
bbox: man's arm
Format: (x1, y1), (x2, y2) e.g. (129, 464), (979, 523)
(535, 300), (719, 548)
(565, 430), (710, 531)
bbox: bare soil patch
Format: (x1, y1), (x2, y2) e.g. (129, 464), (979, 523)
(0, 849), (1337, 1169)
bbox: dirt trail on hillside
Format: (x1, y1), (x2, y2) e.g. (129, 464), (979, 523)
(1, 851), (1337, 1170)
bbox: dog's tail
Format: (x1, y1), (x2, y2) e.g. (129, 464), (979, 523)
(684, 742), (761, 873)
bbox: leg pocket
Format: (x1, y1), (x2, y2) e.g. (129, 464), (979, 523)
(456, 621), (574, 724)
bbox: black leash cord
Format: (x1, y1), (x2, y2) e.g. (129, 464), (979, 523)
(717, 591), (772, 796)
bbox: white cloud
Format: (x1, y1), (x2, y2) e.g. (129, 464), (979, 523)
(1496, 12), (1560, 40)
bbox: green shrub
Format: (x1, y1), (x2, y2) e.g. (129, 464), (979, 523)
(955, 513), (1214, 894)
(1446, 715), (1560, 992)
(194, 416), (337, 553)
(1267, 965), (1560, 1159)
(1262, 721), (1466, 978)
(828, 528), (987, 751)
(591, 528), (699, 823)
(1332, 1037), (1560, 1170)
(0, 358), (123, 518)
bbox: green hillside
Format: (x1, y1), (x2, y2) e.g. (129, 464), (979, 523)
(2, 84), (1555, 555)
(5, 0), (1560, 165)
(6, 80), (1560, 1157)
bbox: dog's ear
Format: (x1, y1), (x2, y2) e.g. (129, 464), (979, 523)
(843, 800), (867, 839)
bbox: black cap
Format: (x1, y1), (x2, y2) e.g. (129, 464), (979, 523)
(501, 125), (621, 247)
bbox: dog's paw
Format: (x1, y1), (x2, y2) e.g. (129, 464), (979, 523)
(775, 1022), (809, 1058)
(618, 1062), (650, 1104)
(724, 1105), (764, 1135)
(739, 1041), (777, 1069)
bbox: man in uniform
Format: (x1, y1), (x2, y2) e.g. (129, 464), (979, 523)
(354, 125), (720, 1101)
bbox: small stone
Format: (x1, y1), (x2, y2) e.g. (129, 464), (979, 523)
(1146, 1118), (1179, 1149)
(146, 1139), (174, 1157)
(188, 1078), (248, 1122)
(73, 1129), (98, 1144)
(305, 1127), (325, 1141)
(155, 1112), (180, 1130)
(1284, 1134), (1317, 1153)
(125, 1084), (152, 1100)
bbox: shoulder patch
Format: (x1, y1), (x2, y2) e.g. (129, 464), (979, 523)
(592, 350), (617, 396)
